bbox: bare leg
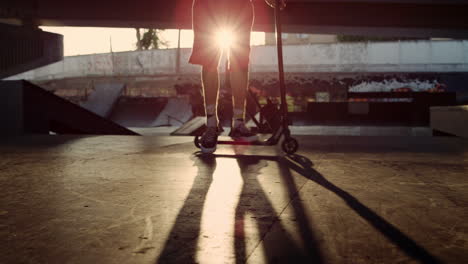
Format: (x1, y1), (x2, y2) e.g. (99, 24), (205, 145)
(198, 66), (221, 153)
(230, 62), (249, 126)
(227, 49), (258, 142)
(201, 66), (220, 128)
(229, 61), (257, 141)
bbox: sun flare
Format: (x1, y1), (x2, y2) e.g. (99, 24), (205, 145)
(216, 29), (236, 49)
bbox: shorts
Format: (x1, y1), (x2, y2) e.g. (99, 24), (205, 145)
(189, 0), (254, 70)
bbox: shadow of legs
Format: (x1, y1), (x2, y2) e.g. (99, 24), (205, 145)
(156, 154), (216, 264)
(233, 155), (323, 264)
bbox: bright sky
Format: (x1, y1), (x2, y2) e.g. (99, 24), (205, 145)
(41, 27), (266, 57)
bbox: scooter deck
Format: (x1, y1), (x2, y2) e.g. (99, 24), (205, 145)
(216, 135), (279, 146)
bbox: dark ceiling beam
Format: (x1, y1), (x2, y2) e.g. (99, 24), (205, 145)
(1, 0), (468, 37)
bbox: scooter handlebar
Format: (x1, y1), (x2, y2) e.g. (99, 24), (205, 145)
(265, 0), (287, 10)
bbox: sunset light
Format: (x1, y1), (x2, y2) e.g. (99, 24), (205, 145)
(40, 27), (265, 56)
(216, 29), (236, 50)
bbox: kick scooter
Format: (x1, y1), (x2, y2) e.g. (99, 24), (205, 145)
(194, 0), (299, 154)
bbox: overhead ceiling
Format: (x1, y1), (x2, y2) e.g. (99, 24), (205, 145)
(1, 0), (468, 37)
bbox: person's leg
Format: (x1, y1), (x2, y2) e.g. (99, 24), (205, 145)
(229, 56), (257, 141)
(201, 66), (220, 128)
(189, 0), (223, 153)
(229, 1), (253, 127)
(227, 1), (257, 140)
(230, 60), (249, 127)
(199, 66), (221, 153)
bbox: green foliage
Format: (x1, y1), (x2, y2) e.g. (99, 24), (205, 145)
(136, 28), (168, 50)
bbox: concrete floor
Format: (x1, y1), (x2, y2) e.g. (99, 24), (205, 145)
(1, 135), (467, 263)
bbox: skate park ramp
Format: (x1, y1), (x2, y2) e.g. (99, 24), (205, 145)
(0, 80), (138, 136)
(108, 98), (168, 127)
(79, 83), (125, 118)
(109, 97), (193, 128)
(171, 116), (206, 136)
(150, 97), (193, 127)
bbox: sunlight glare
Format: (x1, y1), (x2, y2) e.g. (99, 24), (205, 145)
(197, 158), (243, 263)
(216, 29), (236, 49)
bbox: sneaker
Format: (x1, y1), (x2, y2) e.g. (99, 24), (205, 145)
(229, 123), (258, 142)
(200, 126), (218, 154)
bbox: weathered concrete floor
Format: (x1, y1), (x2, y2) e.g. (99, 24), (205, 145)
(1, 135), (467, 263)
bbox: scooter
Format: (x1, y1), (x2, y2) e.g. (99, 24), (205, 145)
(194, 0), (299, 154)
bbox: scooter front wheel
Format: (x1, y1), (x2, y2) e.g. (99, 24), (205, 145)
(282, 137), (298, 154)
(194, 136), (201, 148)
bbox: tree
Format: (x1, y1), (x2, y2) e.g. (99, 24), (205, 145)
(136, 28), (143, 50)
(135, 28), (168, 50)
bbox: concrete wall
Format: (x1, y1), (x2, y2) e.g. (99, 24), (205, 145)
(7, 49), (184, 81)
(264, 33), (338, 45)
(6, 40), (468, 81)
(252, 40), (468, 73)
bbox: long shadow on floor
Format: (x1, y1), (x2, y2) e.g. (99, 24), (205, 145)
(156, 152), (323, 263)
(284, 154), (441, 264)
(156, 154), (216, 263)
(231, 154), (323, 264)
(156, 152), (440, 264)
